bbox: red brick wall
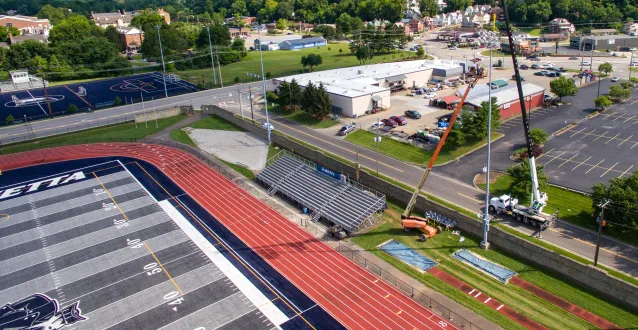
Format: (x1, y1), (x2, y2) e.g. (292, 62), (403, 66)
(499, 92), (544, 119)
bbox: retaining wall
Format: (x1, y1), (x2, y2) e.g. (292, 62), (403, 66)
(204, 105), (638, 311)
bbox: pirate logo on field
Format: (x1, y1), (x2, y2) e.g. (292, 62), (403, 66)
(0, 293), (87, 329)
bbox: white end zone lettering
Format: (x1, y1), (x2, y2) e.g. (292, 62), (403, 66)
(0, 171), (87, 200)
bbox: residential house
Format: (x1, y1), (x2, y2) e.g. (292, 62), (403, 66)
(437, 0), (447, 11)
(393, 22), (411, 36)
(591, 29), (618, 36)
(116, 26), (143, 51)
(434, 14), (450, 27)
(90, 8), (170, 28)
(229, 27), (250, 38)
(364, 19), (390, 30)
(404, 9), (421, 20)
(540, 33), (569, 42)
(623, 22), (638, 35)
(548, 18), (575, 34)
(408, 18), (424, 33)
(422, 16), (435, 30)
(8, 33), (48, 44)
(450, 11), (464, 25)
(290, 22), (315, 32)
(225, 16), (257, 27)
(0, 15), (50, 35)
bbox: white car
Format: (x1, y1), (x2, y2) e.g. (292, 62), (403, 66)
(581, 61), (591, 66)
(424, 92), (437, 99)
(631, 48), (638, 51)
(611, 76), (619, 82)
(261, 122), (275, 131)
(540, 62), (555, 68)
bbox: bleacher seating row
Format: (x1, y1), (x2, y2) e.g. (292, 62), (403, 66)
(0, 78), (47, 93)
(257, 154), (386, 233)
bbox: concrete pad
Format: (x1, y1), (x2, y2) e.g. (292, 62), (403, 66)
(188, 129), (268, 170)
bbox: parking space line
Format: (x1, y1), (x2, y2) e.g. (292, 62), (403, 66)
(605, 133), (621, 144)
(569, 127), (587, 137)
(600, 162), (619, 177)
(618, 135), (633, 147)
(585, 159), (605, 174)
(579, 129), (597, 140)
(623, 115), (636, 123)
(592, 131), (608, 142)
(613, 113), (627, 121)
(542, 151), (565, 166)
(602, 111), (616, 119)
(572, 156), (592, 171)
(536, 148), (554, 161)
(557, 154), (579, 168)
(619, 165), (634, 178)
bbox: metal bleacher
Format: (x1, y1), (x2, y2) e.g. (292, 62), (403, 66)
(256, 150), (386, 233)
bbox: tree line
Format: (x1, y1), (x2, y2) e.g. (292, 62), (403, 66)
(271, 78), (333, 118)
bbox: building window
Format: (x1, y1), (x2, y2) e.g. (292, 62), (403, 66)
(6, 23), (12, 27)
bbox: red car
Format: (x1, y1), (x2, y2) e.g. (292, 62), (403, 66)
(382, 118), (398, 127)
(390, 116), (407, 125)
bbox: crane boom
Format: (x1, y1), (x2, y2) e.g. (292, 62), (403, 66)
(500, 0), (546, 212)
(402, 77), (481, 220)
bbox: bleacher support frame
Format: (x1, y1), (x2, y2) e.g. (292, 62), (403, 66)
(267, 163), (305, 196)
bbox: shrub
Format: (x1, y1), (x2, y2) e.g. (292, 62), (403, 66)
(266, 72), (272, 79)
(5, 114), (14, 125)
(339, 48), (343, 53)
(114, 96), (122, 106)
(67, 104), (78, 114)
(529, 127), (548, 146)
(234, 76), (240, 84)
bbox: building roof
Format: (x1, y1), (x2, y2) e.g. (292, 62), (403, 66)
(591, 29), (618, 34)
(490, 79), (508, 88)
(466, 83), (544, 106)
(440, 95), (461, 104)
(276, 60), (464, 98)
(116, 26), (142, 34)
(9, 34), (48, 44)
(576, 34), (637, 41)
(281, 37), (326, 46)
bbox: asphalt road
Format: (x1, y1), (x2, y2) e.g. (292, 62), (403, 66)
(1, 76), (636, 277)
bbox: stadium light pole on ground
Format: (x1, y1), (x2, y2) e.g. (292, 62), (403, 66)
(141, 92), (147, 128)
(257, 25), (271, 145)
(206, 26), (218, 86)
(155, 25), (169, 98)
(152, 97), (158, 128)
(481, 47), (494, 250)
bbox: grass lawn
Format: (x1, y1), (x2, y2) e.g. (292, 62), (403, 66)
(517, 27), (542, 36)
(480, 174), (638, 247)
(268, 106), (339, 129)
(480, 49), (508, 57)
(170, 129), (194, 146)
(344, 130), (503, 166)
(178, 43), (414, 87)
(351, 201), (638, 330)
(221, 160), (255, 180)
(1, 115), (186, 155)
(47, 77), (106, 87)
(191, 114), (244, 131)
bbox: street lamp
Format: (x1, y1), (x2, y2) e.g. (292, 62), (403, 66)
(155, 25), (169, 98)
(206, 26), (218, 86)
(257, 25), (271, 145)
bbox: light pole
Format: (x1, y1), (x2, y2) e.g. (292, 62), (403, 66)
(155, 25), (169, 98)
(481, 46), (494, 249)
(141, 91), (147, 128)
(152, 97), (158, 128)
(257, 25), (271, 145)
(594, 200), (610, 266)
(629, 52), (634, 81)
(206, 26), (217, 86)
(375, 117), (380, 177)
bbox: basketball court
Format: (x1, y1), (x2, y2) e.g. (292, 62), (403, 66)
(0, 72), (198, 124)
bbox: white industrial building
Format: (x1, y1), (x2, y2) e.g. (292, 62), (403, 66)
(274, 60), (465, 117)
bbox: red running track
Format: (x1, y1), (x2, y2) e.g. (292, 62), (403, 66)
(0, 143), (457, 330)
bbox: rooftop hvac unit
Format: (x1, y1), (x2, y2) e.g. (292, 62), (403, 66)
(358, 70), (363, 74)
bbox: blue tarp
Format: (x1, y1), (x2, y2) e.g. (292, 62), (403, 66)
(453, 249), (517, 283)
(379, 240), (437, 272)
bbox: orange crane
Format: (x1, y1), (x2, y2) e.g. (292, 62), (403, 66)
(401, 77), (481, 241)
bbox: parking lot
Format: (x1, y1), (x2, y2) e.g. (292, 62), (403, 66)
(540, 98), (638, 192)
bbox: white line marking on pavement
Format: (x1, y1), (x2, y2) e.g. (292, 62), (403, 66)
(572, 156), (592, 171)
(600, 162), (619, 177)
(585, 159), (605, 174)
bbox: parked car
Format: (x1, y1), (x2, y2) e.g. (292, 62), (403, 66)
(520, 64), (529, 70)
(544, 94), (553, 102)
(581, 61), (591, 66)
(390, 116), (407, 126)
(404, 110), (422, 119)
(546, 72), (561, 77)
(569, 56), (579, 60)
(612, 52), (619, 57)
(630, 47), (638, 51)
(261, 122), (275, 131)
(527, 56), (540, 61)
(558, 67), (568, 72)
(540, 62), (555, 69)
(511, 75), (526, 81)
(337, 124), (356, 136)
(424, 92), (437, 99)
(534, 70), (548, 76)
(611, 76), (619, 82)
(382, 118), (398, 127)
(531, 64), (539, 69)
(448, 46), (457, 50)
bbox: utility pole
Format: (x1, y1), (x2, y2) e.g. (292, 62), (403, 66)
(238, 87), (244, 120)
(141, 91), (147, 128)
(216, 49), (223, 87)
(42, 73), (52, 117)
(155, 25), (169, 98)
(355, 146), (360, 182)
(206, 26), (217, 86)
(630, 52), (634, 81)
(249, 86), (255, 123)
(481, 46), (494, 250)
(133, 101), (138, 128)
(594, 200), (610, 266)
(589, 22), (594, 72)
(152, 97), (158, 128)
(257, 25), (271, 145)
(375, 117), (380, 177)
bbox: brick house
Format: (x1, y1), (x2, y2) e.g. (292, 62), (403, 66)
(408, 18), (424, 33)
(116, 26), (143, 51)
(0, 15), (50, 35)
(548, 18), (575, 34)
(90, 8), (170, 28)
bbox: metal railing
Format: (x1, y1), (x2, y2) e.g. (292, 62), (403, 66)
(1, 137), (482, 330)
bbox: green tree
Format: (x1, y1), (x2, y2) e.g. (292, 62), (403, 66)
(141, 25), (188, 59)
(336, 13), (363, 35)
(104, 26), (124, 51)
(609, 85), (631, 100)
(594, 95), (613, 110)
(130, 9), (165, 31)
(460, 97), (500, 140)
(419, 0), (439, 17)
(507, 162), (548, 198)
(276, 78), (302, 111)
(114, 96), (122, 106)
(446, 123), (465, 146)
(529, 127), (548, 146)
(48, 15), (103, 46)
(598, 62), (613, 76)
(549, 76), (578, 101)
(67, 104), (78, 114)
(416, 46), (425, 58)
(234, 76), (240, 83)
(0, 26), (21, 42)
(314, 25), (336, 39)
(196, 24), (231, 49)
(591, 170), (638, 228)
(231, 1), (249, 16)
(630, 77), (638, 84)
(620, 81), (632, 89)
(276, 18), (288, 31)
(5, 114), (14, 125)
(355, 45), (372, 64)
(300, 53), (323, 72)
(36, 4), (71, 25)
(444, 0), (472, 12)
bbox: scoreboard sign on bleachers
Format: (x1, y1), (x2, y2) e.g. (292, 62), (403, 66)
(315, 164), (342, 181)
(10, 70), (30, 84)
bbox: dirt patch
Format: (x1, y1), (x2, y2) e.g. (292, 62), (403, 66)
(474, 171), (504, 185)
